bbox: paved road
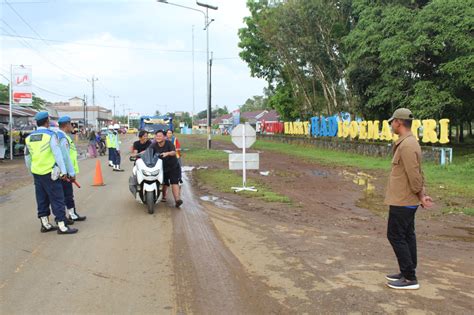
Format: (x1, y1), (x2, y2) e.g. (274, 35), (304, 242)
(0, 138), (278, 314)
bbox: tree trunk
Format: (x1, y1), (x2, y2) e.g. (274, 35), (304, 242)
(458, 122), (464, 143)
(469, 121), (473, 136)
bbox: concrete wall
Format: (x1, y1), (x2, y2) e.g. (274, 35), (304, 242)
(258, 134), (444, 163)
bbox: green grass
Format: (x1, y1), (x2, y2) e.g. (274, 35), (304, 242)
(182, 134), (474, 213)
(442, 207), (474, 216)
(183, 148), (227, 164)
(195, 169), (291, 203)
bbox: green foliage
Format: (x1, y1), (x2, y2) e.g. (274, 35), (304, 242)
(0, 83), (8, 104)
(240, 0), (474, 141)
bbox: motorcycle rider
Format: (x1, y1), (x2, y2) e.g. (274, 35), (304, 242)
(24, 112), (78, 234)
(132, 130), (151, 157)
(151, 130), (183, 208)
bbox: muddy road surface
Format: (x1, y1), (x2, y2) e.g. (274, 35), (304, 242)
(1, 135), (473, 314)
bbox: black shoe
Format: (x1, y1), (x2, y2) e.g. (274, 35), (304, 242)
(113, 168), (124, 172)
(64, 217), (75, 225)
(72, 214), (87, 221)
(387, 277), (419, 290)
(385, 273), (403, 281)
(40, 225), (58, 233)
(161, 197), (167, 203)
(70, 209), (87, 221)
(175, 200), (183, 208)
(57, 226), (78, 235)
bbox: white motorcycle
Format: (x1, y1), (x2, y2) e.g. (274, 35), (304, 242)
(129, 150), (163, 214)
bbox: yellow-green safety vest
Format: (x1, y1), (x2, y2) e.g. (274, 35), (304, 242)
(66, 134), (79, 174)
(25, 129), (56, 175)
(106, 133), (116, 148)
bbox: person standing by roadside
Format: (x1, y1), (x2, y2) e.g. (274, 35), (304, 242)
(106, 125), (116, 167)
(152, 130), (183, 208)
(113, 124), (124, 172)
(166, 129), (182, 165)
(24, 112), (78, 234)
(57, 116), (87, 222)
(384, 108), (433, 290)
(88, 130), (98, 158)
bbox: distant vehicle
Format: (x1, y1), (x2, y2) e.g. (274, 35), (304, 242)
(127, 127), (138, 134)
(139, 115), (173, 135)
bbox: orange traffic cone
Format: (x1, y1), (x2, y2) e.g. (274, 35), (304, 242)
(92, 159), (105, 186)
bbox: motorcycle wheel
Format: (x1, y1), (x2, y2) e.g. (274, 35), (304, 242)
(146, 191), (155, 214)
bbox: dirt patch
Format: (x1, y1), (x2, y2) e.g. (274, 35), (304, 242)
(184, 136), (474, 313)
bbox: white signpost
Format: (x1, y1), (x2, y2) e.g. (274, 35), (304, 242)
(9, 65), (32, 160)
(230, 123), (258, 192)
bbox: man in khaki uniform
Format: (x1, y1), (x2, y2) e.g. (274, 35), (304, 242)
(384, 108), (433, 290)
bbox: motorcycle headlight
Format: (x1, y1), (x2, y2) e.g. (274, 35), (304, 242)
(143, 170), (159, 176)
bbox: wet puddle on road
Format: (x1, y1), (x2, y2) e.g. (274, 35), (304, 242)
(341, 170), (376, 195)
(200, 196), (219, 202)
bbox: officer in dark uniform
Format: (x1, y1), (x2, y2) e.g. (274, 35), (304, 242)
(57, 116), (86, 221)
(24, 112), (78, 234)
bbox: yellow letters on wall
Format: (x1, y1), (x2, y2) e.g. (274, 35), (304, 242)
(342, 121), (350, 138)
(359, 121), (368, 140)
(303, 122), (310, 135)
(337, 121), (343, 137)
(439, 119), (450, 144)
(380, 120), (392, 141)
(411, 120), (422, 140)
(367, 120), (380, 140)
(284, 122), (289, 134)
(422, 119), (438, 144)
(349, 121), (358, 139)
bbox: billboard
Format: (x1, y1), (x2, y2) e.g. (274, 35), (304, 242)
(12, 65), (32, 105)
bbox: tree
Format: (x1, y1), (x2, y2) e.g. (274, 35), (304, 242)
(344, 0), (474, 140)
(0, 83), (8, 103)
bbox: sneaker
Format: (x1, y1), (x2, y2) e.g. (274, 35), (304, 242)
(175, 200), (183, 208)
(385, 273), (403, 281)
(387, 277), (419, 290)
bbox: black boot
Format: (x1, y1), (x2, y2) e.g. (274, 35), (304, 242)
(68, 208), (87, 221)
(56, 221), (78, 235)
(64, 217), (75, 225)
(39, 216), (57, 233)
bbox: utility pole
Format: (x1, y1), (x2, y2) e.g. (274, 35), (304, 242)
(124, 107), (132, 127)
(209, 51), (213, 142)
(83, 94), (87, 129)
(88, 76), (98, 106)
(191, 25), (195, 129)
(109, 95), (119, 119)
(8, 65), (13, 160)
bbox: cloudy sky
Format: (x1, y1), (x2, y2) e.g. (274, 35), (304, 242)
(0, 0), (266, 116)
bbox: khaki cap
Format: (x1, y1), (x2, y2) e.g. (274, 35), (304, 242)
(388, 108), (414, 123)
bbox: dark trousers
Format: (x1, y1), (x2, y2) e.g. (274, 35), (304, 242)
(61, 180), (75, 209)
(108, 148), (120, 166)
(387, 205), (418, 280)
(33, 174), (66, 222)
(108, 148), (115, 162)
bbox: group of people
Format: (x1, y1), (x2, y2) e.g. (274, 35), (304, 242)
(22, 107), (432, 291)
(132, 129), (183, 208)
(24, 112), (86, 235)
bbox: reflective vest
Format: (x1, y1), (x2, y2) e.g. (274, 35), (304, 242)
(57, 131), (79, 174)
(25, 129), (56, 175)
(106, 133), (116, 148)
(171, 137), (181, 158)
(66, 134), (79, 174)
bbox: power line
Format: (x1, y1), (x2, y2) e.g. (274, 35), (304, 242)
(0, 33), (207, 53)
(1, 20), (89, 82)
